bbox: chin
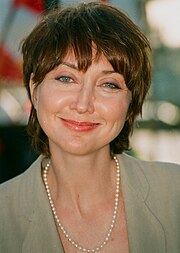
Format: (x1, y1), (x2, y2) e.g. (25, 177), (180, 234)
(63, 146), (93, 156)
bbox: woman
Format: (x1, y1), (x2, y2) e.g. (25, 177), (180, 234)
(0, 2), (180, 253)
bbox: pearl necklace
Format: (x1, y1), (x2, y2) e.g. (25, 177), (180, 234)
(43, 156), (120, 253)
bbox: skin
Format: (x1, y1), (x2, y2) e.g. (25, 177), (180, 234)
(31, 51), (131, 156)
(30, 50), (131, 252)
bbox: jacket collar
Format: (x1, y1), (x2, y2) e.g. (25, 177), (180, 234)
(118, 153), (166, 253)
(20, 154), (166, 253)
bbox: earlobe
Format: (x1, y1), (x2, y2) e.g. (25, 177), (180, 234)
(29, 75), (38, 109)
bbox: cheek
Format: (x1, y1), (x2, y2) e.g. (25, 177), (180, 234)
(101, 99), (130, 123)
(36, 85), (64, 111)
(35, 85), (55, 126)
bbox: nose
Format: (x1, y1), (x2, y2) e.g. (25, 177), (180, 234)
(70, 85), (95, 114)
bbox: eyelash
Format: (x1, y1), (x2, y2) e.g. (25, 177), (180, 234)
(55, 76), (73, 83)
(102, 82), (121, 90)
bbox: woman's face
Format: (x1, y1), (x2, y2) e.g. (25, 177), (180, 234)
(30, 51), (132, 156)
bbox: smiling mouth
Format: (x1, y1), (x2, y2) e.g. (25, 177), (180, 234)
(61, 118), (100, 131)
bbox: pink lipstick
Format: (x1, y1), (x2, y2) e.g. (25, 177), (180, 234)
(61, 119), (99, 132)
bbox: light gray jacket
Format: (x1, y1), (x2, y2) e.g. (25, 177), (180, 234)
(0, 154), (180, 253)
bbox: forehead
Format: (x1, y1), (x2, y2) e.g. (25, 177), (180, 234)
(61, 48), (114, 70)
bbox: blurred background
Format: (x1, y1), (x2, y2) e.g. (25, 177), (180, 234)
(0, 0), (180, 183)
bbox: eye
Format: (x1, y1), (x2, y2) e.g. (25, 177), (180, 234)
(102, 82), (121, 90)
(55, 76), (73, 83)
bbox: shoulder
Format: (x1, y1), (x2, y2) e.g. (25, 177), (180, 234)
(0, 156), (54, 250)
(118, 153), (180, 194)
(119, 152), (180, 177)
(117, 153), (180, 214)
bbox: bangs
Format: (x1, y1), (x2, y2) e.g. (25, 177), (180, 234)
(41, 11), (107, 73)
(26, 3), (150, 91)
(32, 6), (129, 82)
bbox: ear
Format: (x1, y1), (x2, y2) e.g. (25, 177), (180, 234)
(29, 74), (38, 109)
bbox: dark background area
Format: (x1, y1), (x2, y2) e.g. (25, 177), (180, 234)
(0, 126), (38, 183)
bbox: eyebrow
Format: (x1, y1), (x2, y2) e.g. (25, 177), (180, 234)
(102, 70), (117, 74)
(61, 62), (118, 75)
(61, 62), (78, 70)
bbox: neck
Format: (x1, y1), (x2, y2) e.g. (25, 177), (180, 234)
(47, 149), (116, 211)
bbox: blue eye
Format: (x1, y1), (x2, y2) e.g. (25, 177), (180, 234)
(55, 76), (73, 83)
(103, 82), (121, 89)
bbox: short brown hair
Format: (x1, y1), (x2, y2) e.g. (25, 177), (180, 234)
(21, 2), (151, 156)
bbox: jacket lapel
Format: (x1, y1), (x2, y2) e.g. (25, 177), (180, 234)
(21, 204), (65, 253)
(118, 154), (166, 253)
(19, 156), (65, 253)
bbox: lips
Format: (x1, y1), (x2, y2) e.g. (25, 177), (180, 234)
(61, 118), (100, 132)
